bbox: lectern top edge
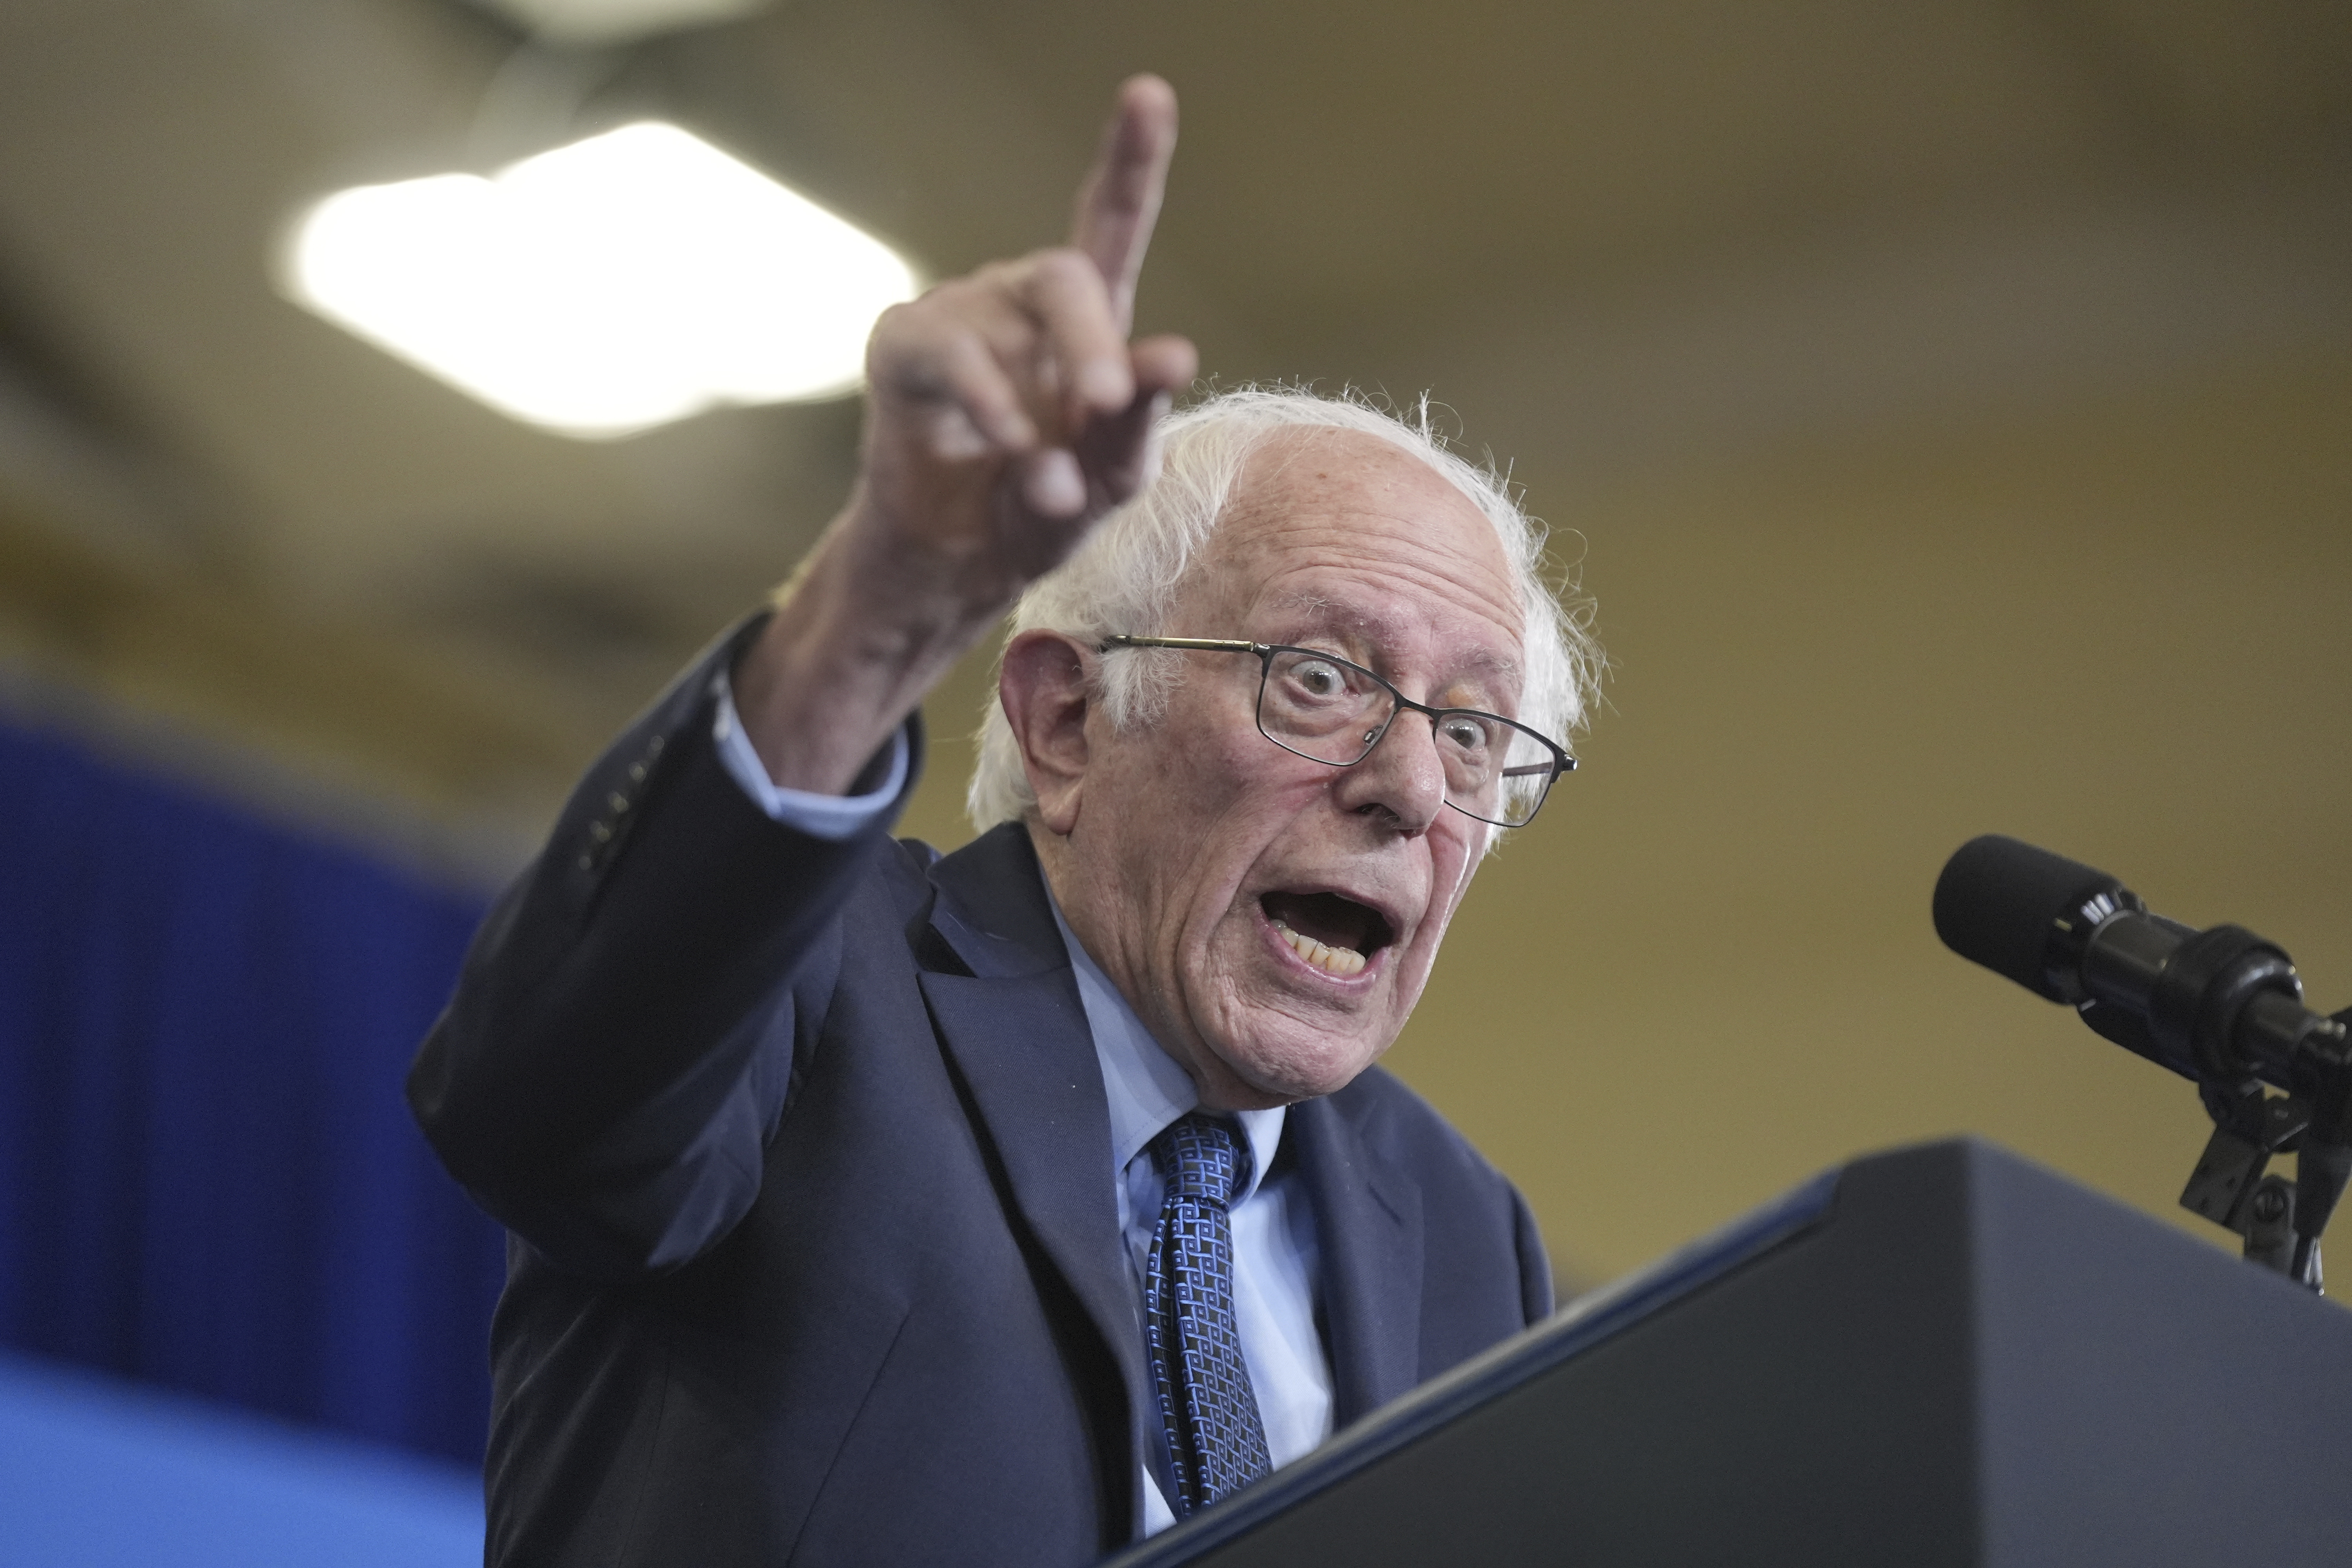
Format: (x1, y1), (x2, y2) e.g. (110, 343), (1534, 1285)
(1105, 1153), (1845, 1567)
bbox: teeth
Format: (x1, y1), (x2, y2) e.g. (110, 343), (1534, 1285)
(1271, 919), (1367, 977)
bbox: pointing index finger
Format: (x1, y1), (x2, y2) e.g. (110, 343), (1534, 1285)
(1068, 74), (1177, 334)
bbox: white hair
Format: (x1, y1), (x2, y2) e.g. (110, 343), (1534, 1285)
(965, 386), (1603, 836)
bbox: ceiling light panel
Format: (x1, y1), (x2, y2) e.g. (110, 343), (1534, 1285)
(284, 123), (916, 439)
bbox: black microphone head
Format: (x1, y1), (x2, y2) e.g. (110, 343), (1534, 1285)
(1933, 835), (2131, 1002)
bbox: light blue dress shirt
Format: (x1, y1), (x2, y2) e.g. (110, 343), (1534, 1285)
(709, 676), (909, 838)
(711, 677), (1336, 1535)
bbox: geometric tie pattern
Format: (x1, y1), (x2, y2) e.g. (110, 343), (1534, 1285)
(1143, 1112), (1274, 1518)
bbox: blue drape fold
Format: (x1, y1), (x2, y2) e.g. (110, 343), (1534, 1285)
(0, 717), (505, 1466)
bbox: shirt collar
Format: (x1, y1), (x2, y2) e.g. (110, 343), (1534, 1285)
(1047, 890), (1285, 1203)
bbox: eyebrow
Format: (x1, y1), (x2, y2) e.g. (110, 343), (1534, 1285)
(1262, 591), (1523, 686)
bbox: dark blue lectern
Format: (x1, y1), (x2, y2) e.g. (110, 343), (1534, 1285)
(1111, 1139), (2352, 1568)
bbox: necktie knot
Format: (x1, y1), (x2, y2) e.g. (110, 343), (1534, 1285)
(1151, 1112), (1250, 1208)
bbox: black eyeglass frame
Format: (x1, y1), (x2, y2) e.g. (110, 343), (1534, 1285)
(1097, 634), (1576, 828)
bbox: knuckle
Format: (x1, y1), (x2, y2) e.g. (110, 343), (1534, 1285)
(897, 276), (988, 329)
(1029, 247), (1096, 292)
(873, 336), (1000, 414)
(869, 296), (963, 363)
(970, 259), (1026, 296)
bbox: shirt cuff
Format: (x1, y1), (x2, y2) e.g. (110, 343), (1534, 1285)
(710, 669), (909, 841)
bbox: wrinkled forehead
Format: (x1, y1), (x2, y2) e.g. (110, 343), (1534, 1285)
(1254, 586), (1524, 686)
(1191, 428), (1525, 666)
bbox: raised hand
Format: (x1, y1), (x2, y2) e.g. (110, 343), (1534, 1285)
(736, 76), (1198, 796)
(857, 74), (1195, 592)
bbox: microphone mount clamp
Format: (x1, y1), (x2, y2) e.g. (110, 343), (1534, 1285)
(2175, 1005), (2352, 1292)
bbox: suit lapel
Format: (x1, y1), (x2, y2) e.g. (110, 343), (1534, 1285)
(915, 829), (1430, 1482)
(1290, 1094), (1425, 1425)
(915, 826), (1149, 1533)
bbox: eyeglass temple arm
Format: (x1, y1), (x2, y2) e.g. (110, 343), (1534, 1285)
(1098, 635), (1265, 653)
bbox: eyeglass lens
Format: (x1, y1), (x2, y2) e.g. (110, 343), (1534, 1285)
(1256, 648), (1555, 827)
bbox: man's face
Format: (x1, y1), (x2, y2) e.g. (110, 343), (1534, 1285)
(1045, 429), (1527, 1110)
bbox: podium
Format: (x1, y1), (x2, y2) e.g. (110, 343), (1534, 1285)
(1110, 1138), (2352, 1568)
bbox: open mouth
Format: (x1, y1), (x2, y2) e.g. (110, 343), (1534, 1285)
(1260, 890), (1396, 978)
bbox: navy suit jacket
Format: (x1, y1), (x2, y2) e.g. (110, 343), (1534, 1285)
(409, 626), (1553, 1566)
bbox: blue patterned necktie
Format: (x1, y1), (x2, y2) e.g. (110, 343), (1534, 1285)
(1144, 1112), (1273, 1517)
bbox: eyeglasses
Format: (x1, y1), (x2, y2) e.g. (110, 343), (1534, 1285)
(1098, 636), (1575, 828)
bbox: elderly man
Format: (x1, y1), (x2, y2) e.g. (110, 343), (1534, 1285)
(410, 76), (1597, 1567)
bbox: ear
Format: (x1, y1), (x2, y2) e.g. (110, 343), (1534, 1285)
(998, 630), (1094, 836)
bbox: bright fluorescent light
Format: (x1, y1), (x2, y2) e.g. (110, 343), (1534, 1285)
(285, 123), (916, 437)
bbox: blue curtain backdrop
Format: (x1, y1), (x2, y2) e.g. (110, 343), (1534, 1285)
(0, 715), (506, 1467)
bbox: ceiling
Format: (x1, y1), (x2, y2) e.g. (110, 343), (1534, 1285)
(0, 0), (2347, 1273)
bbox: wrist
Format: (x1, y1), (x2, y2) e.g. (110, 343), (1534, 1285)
(733, 507), (1004, 795)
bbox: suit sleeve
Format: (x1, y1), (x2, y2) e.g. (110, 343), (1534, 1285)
(405, 615), (922, 1280)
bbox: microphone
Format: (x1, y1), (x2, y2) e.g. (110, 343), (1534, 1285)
(1931, 834), (2342, 1094)
(1934, 834), (2352, 1283)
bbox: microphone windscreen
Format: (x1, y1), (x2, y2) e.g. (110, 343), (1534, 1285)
(1933, 835), (2125, 1002)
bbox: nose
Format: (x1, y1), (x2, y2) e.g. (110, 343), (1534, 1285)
(1327, 710), (1448, 835)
